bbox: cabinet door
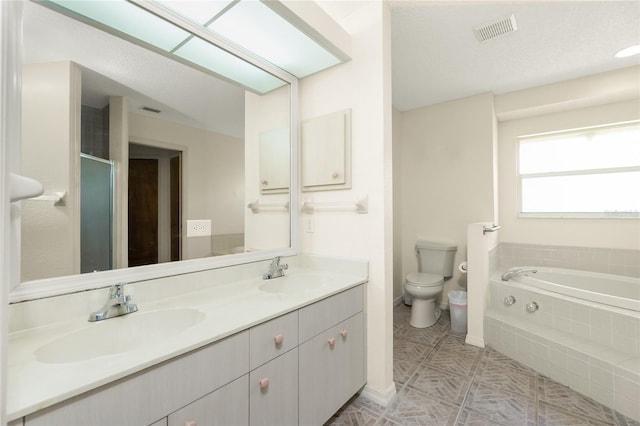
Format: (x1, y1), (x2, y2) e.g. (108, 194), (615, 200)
(301, 109), (351, 191)
(167, 375), (248, 426)
(259, 127), (289, 193)
(298, 312), (365, 426)
(249, 348), (298, 426)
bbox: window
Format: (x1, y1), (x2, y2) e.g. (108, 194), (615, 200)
(518, 121), (640, 217)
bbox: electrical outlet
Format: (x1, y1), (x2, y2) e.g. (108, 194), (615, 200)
(186, 219), (211, 237)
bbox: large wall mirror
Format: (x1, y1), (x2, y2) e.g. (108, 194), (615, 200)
(12, 0), (299, 301)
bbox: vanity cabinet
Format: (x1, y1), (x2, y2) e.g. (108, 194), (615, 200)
(249, 310), (299, 426)
(299, 286), (365, 425)
(167, 376), (248, 426)
(249, 348), (299, 425)
(20, 284), (365, 426)
(24, 331), (250, 426)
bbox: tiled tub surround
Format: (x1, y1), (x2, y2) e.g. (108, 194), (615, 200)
(492, 243), (640, 279)
(7, 254), (368, 422)
(485, 271), (640, 421)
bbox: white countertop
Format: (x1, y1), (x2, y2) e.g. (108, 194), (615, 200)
(7, 261), (367, 421)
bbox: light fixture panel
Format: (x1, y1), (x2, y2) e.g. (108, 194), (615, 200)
(207, 0), (341, 78)
(174, 36), (286, 94)
(155, 0), (233, 25)
(49, 0), (190, 52)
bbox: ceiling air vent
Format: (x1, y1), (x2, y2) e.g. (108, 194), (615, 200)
(473, 14), (518, 43)
(141, 106), (161, 114)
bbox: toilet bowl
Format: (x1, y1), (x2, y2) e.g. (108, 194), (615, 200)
(404, 240), (457, 328)
(404, 272), (444, 328)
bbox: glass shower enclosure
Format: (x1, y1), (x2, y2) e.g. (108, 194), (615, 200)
(80, 153), (114, 273)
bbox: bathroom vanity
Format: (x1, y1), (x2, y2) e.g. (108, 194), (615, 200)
(7, 256), (367, 425)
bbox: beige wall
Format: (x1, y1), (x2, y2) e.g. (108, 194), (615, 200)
(21, 61), (81, 281)
(392, 107), (403, 301)
(299, 2), (395, 402)
(244, 86), (290, 252)
(396, 93), (497, 304)
(128, 113), (244, 259)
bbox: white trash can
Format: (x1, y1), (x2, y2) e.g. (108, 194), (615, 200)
(448, 290), (467, 333)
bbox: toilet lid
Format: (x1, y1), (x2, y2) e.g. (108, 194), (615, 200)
(406, 272), (443, 287)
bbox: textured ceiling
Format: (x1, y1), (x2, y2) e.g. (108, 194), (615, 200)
(390, 1), (640, 111)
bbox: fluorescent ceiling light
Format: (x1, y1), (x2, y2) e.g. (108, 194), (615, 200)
(207, 0), (341, 78)
(174, 36), (285, 93)
(155, 0), (232, 25)
(50, 0), (190, 52)
(45, 0), (285, 94)
(44, 0), (348, 92)
(615, 44), (640, 58)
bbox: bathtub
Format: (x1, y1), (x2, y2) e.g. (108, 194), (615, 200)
(511, 267), (640, 312)
(485, 266), (640, 421)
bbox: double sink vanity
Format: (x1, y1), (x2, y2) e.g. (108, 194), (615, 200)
(7, 255), (368, 425)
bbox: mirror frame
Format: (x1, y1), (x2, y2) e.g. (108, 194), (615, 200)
(7, 0), (299, 303)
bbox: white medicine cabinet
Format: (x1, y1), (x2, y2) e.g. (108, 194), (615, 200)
(301, 109), (352, 191)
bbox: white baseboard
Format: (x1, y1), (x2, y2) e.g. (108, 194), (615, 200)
(393, 296), (404, 306)
(465, 334), (485, 348)
(360, 382), (397, 407)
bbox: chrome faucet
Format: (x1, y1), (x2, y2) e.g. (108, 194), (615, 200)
(263, 256), (288, 280)
(501, 267), (538, 281)
(88, 283), (138, 322)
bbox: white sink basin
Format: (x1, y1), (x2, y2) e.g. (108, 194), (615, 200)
(259, 274), (330, 294)
(35, 308), (206, 364)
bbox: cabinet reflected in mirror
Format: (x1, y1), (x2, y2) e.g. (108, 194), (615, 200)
(20, 1), (291, 283)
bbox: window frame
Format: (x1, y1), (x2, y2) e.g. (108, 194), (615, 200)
(517, 120), (640, 219)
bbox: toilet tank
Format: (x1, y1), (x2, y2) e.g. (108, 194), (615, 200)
(416, 240), (457, 278)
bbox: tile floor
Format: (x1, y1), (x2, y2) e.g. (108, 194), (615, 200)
(326, 304), (639, 426)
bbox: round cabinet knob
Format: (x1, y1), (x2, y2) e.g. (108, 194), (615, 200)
(328, 337), (336, 348)
(526, 301), (539, 313)
(331, 172), (339, 179)
(504, 295), (516, 306)
(340, 330), (348, 338)
(274, 334), (284, 345)
(259, 377), (270, 389)
(261, 180), (268, 185)
(184, 421), (197, 426)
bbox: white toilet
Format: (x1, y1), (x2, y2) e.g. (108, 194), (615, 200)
(404, 240), (457, 328)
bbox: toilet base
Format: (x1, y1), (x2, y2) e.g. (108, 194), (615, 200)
(409, 298), (441, 328)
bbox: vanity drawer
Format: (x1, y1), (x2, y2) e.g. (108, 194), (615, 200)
(298, 285), (363, 343)
(250, 310), (298, 369)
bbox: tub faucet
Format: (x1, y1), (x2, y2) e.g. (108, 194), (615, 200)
(88, 283), (138, 322)
(501, 267), (538, 281)
(263, 256), (288, 280)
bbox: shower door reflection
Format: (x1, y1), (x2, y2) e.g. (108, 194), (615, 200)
(80, 154), (114, 273)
